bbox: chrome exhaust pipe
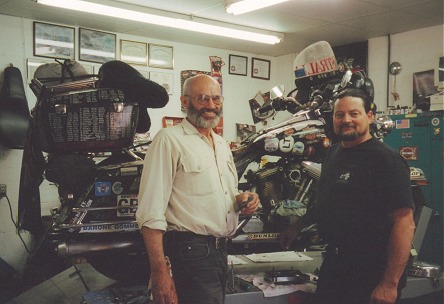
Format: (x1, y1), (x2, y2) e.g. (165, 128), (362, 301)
(57, 237), (141, 257)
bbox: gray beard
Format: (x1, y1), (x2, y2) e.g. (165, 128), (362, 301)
(187, 103), (222, 129)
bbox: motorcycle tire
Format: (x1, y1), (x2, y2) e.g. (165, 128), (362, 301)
(87, 251), (150, 284)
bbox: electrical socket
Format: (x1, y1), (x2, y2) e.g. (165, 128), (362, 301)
(0, 184), (6, 197)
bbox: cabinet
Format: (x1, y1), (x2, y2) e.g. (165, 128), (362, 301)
(384, 111), (443, 265)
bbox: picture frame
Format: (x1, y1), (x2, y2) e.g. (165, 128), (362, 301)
(79, 28), (116, 63)
(150, 71), (174, 95)
(120, 39), (148, 66)
(149, 44), (174, 69)
(251, 57), (271, 80)
(33, 22), (75, 60)
(229, 54), (248, 76)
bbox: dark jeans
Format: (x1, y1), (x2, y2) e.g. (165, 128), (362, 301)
(314, 252), (404, 304)
(164, 231), (228, 304)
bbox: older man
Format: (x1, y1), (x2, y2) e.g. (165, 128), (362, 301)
(136, 74), (259, 304)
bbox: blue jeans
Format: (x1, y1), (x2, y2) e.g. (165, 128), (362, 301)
(164, 232), (228, 304)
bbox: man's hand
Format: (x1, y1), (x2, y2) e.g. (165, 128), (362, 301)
(150, 271), (178, 304)
(369, 281), (398, 304)
(235, 192), (259, 214)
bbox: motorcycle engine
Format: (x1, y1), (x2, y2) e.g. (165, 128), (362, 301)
(243, 158), (321, 231)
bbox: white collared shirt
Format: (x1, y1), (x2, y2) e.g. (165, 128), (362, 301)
(136, 119), (239, 237)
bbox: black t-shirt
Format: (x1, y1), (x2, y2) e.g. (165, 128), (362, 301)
(313, 137), (414, 255)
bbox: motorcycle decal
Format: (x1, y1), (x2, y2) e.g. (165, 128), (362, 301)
(79, 222), (139, 233)
(121, 166), (138, 176)
(112, 181), (124, 195)
(264, 137), (279, 152)
(293, 141), (305, 155)
(399, 146), (418, 160)
(247, 233), (280, 240)
(130, 177), (141, 192)
(279, 136), (294, 153)
(68, 199), (93, 232)
(401, 132), (413, 143)
(95, 182), (112, 196)
(117, 194), (138, 217)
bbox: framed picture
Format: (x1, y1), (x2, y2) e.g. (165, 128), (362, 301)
(79, 28), (116, 63)
(251, 57), (271, 80)
(229, 54), (248, 76)
(150, 71), (174, 95)
(33, 22), (75, 60)
(120, 40), (148, 66)
(149, 44), (174, 69)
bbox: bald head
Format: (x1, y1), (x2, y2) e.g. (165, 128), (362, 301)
(182, 74), (220, 96)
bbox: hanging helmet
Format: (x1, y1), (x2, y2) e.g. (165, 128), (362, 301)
(293, 41), (341, 103)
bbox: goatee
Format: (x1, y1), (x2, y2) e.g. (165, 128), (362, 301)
(187, 103), (222, 129)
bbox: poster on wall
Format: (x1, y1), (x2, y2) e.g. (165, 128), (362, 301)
(413, 70), (436, 106)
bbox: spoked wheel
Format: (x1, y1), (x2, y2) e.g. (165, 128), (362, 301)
(87, 251), (150, 284)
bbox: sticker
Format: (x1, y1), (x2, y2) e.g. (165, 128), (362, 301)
(399, 146), (418, 160)
(130, 177), (141, 191)
(117, 194), (138, 217)
(284, 128), (295, 136)
(95, 182), (112, 196)
(247, 233), (280, 240)
(431, 117), (440, 126)
(396, 119), (410, 129)
(264, 137), (279, 152)
(121, 166), (138, 176)
(112, 181), (124, 194)
(323, 137), (330, 148)
(401, 132), (413, 143)
(434, 127), (440, 135)
(80, 222), (139, 233)
(292, 141), (305, 155)
(279, 136), (295, 153)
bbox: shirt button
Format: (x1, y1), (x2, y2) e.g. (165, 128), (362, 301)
(225, 191), (228, 195)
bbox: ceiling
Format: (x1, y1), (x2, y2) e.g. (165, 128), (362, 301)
(0, 0), (442, 56)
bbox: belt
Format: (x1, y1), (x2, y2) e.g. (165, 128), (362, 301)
(164, 231), (229, 249)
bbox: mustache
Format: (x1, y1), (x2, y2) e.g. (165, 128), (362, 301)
(339, 124), (355, 129)
(199, 108), (219, 115)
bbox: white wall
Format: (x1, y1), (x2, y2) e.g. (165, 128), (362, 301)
(1, 13), (443, 274)
(369, 25), (444, 111)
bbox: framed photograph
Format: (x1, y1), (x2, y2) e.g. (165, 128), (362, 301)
(150, 71), (174, 95)
(149, 44), (174, 69)
(251, 57), (271, 80)
(120, 40), (148, 66)
(33, 22), (75, 60)
(79, 28), (116, 63)
(229, 54), (248, 76)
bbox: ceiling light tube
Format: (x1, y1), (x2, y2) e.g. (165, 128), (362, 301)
(225, 0), (290, 15)
(34, 0), (283, 44)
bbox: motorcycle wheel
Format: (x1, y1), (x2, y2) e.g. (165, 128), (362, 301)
(87, 251), (150, 284)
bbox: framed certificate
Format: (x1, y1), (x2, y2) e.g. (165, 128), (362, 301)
(120, 40), (148, 66)
(33, 22), (75, 60)
(251, 57), (271, 80)
(229, 54), (248, 76)
(79, 28), (116, 63)
(150, 71), (174, 95)
(149, 44), (174, 69)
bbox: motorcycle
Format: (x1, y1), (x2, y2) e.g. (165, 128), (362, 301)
(17, 44), (397, 282)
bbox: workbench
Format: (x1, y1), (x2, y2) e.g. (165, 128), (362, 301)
(79, 251), (444, 304)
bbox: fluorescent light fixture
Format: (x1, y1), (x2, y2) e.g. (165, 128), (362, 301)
(225, 0), (290, 15)
(34, 0), (283, 44)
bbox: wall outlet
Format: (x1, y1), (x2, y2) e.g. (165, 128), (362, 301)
(0, 184), (6, 197)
